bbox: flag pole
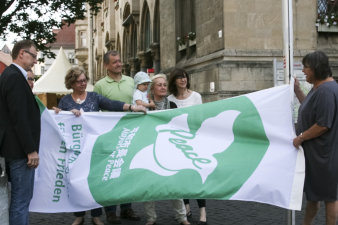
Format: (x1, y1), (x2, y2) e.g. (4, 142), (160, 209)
(282, 0), (293, 84)
(288, 0), (294, 82)
(282, 0), (296, 224)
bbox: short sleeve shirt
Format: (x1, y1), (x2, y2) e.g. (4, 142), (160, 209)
(132, 89), (149, 105)
(94, 75), (134, 104)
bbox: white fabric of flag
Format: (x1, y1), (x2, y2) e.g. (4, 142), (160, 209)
(29, 85), (304, 213)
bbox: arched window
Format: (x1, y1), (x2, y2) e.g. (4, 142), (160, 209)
(154, 0), (160, 44)
(122, 28), (130, 75)
(105, 32), (110, 51)
(141, 2), (152, 51)
(116, 34), (121, 53)
(131, 25), (137, 58)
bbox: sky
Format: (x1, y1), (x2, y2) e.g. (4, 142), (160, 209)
(1, 1), (20, 47)
(1, 0), (62, 49)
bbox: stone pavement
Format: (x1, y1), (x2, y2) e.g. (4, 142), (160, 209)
(29, 197), (327, 225)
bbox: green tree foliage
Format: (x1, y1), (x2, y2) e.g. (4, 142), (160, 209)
(0, 0), (103, 59)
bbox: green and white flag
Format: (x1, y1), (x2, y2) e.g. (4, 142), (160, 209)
(29, 85), (304, 212)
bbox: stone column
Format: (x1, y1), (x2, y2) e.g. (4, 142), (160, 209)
(0, 157), (9, 225)
(128, 58), (140, 77)
(122, 63), (131, 76)
(137, 51), (148, 72)
(150, 43), (161, 74)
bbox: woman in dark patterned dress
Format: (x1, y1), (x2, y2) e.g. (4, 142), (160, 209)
(293, 51), (338, 225)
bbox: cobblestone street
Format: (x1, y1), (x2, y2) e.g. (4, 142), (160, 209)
(30, 197), (326, 225)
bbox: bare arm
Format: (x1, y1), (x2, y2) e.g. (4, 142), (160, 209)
(122, 104), (147, 114)
(294, 78), (306, 103)
(135, 100), (155, 109)
(293, 123), (328, 148)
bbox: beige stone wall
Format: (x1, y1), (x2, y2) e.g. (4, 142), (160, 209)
(81, 0), (338, 102)
(223, 0), (283, 50)
(294, 0), (317, 50)
(195, 0), (224, 57)
(159, 0), (176, 69)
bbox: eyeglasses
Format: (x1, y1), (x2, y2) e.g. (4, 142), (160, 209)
(24, 50), (37, 60)
(27, 77), (35, 81)
(75, 79), (87, 84)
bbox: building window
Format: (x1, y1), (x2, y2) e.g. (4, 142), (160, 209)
(68, 53), (75, 64)
(154, 1), (160, 43)
(176, 0), (196, 59)
(317, 0), (338, 26)
(144, 6), (151, 50)
(79, 31), (87, 47)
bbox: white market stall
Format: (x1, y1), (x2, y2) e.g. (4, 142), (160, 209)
(33, 47), (93, 108)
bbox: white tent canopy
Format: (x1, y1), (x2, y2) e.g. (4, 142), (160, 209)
(33, 47), (94, 94)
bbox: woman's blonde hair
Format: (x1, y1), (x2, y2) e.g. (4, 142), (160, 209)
(151, 74), (167, 89)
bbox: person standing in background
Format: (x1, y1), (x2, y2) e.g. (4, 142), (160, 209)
(168, 68), (207, 225)
(94, 50), (140, 224)
(0, 40), (41, 225)
(27, 69), (35, 89)
(94, 50), (134, 104)
(168, 68), (202, 107)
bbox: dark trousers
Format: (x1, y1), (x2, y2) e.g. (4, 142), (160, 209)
(183, 199), (206, 208)
(104, 203), (132, 213)
(73, 203), (132, 217)
(74, 207), (102, 217)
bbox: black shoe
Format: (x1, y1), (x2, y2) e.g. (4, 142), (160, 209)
(120, 208), (141, 221)
(145, 222), (157, 225)
(197, 221), (207, 225)
(106, 212), (121, 224)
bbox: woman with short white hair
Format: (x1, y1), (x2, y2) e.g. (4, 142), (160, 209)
(143, 74), (190, 225)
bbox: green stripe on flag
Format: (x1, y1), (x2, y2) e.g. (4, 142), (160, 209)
(88, 95), (269, 205)
(35, 96), (46, 116)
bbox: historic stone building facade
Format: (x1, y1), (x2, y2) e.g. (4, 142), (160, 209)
(75, 0), (338, 102)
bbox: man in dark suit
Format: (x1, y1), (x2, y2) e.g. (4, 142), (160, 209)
(0, 40), (41, 225)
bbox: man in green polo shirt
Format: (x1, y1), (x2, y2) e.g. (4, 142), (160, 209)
(94, 50), (140, 224)
(94, 51), (134, 104)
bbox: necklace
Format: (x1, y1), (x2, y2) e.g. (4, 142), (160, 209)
(72, 92), (86, 104)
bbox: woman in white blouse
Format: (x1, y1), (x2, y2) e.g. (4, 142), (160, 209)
(167, 68), (202, 107)
(168, 68), (207, 225)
